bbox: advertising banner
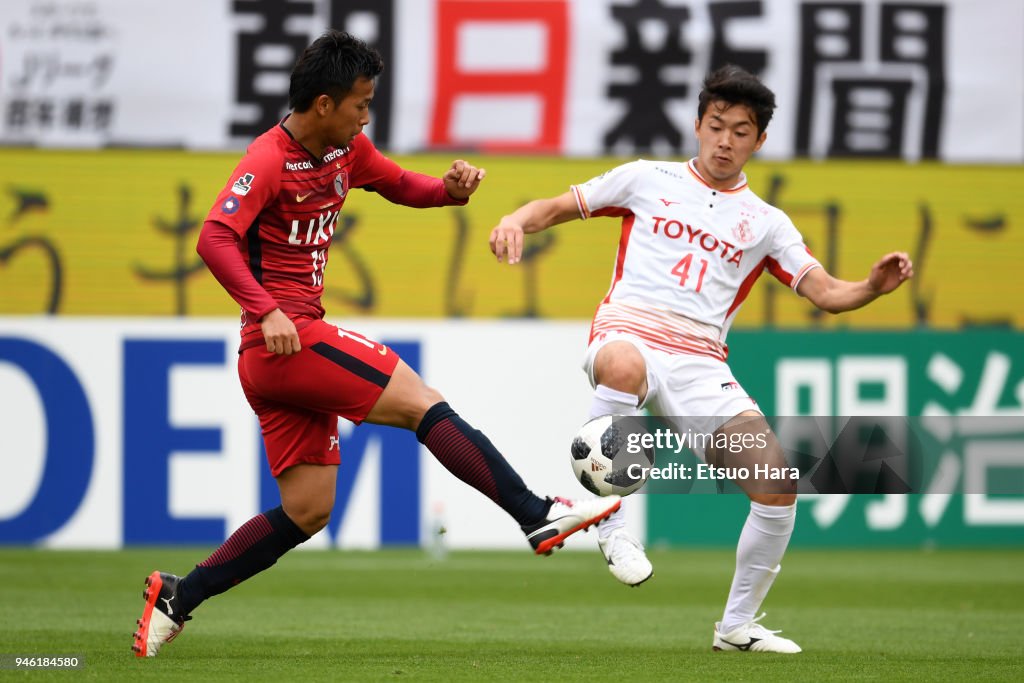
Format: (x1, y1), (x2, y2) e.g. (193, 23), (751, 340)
(0, 318), (641, 549)
(2, 151), (1022, 327)
(0, 0), (1021, 162)
(648, 329), (1024, 547)
(2, 320), (1022, 548)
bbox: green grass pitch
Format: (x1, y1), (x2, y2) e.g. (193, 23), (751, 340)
(0, 547), (1021, 681)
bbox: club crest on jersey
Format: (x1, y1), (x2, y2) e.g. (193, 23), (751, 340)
(221, 196), (241, 215)
(231, 173), (255, 196)
(732, 219), (754, 243)
(334, 171), (349, 199)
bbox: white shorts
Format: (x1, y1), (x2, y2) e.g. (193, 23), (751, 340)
(582, 331), (761, 440)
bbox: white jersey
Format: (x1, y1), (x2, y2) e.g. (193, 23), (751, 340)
(572, 158), (820, 360)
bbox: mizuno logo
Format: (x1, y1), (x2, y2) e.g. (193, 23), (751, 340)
(720, 637), (760, 651)
(659, 198), (680, 206)
(296, 192), (313, 202)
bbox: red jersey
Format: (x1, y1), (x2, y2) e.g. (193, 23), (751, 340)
(204, 122), (460, 342)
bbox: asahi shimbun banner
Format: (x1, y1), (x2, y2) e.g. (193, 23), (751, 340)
(0, 0), (1021, 162)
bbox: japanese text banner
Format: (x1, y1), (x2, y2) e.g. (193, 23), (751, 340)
(0, 0), (1020, 162)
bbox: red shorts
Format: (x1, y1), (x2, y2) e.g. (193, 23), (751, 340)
(238, 319), (400, 477)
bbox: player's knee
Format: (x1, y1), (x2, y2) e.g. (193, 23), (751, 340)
(421, 384), (444, 407)
(594, 344), (647, 393)
(285, 502), (333, 535)
(400, 384), (444, 431)
(297, 509), (331, 535)
(387, 384), (446, 432)
(369, 359), (446, 430)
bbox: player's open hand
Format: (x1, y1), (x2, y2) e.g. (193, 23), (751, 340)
(261, 308), (301, 355)
(443, 160), (486, 200)
(490, 220), (525, 264)
(867, 251), (914, 295)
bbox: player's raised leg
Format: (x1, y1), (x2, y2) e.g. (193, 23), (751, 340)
(589, 341), (654, 586)
(367, 358), (620, 555)
(710, 412), (801, 653)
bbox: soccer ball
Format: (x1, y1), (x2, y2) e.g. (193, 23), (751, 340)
(570, 415), (655, 497)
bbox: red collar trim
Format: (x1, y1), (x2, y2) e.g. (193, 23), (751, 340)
(687, 159), (748, 193)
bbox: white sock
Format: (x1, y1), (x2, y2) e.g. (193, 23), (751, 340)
(720, 501), (796, 633)
(588, 384), (639, 540)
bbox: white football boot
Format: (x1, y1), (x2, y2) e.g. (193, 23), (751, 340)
(713, 613), (802, 653)
(522, 496), (621, 555)
(132, 571), (190, 657)
(598, 528), (654, 586)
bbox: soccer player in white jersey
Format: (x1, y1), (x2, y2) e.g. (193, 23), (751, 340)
(489, 65), (913, 653)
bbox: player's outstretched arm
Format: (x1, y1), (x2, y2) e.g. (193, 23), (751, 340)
(490, 192), (580, 264)
(797, 251), (914, 314)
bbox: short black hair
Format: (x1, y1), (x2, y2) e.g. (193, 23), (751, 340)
(697, 64), (776, 135)
(289, 30), (384, 112)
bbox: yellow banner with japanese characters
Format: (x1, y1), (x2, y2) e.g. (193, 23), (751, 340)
(1, 149), (1020, 327)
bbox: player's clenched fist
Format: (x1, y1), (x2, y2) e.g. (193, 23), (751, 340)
(260, 308), (301, 355)
(867, 251), (914, 295)
(443, 160), (486, 200)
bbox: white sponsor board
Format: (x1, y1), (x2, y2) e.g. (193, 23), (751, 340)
(0, 318), (645, 549)
(0, 0), (1020, 162)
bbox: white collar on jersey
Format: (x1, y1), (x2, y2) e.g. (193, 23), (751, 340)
(687, 158), (747, 191)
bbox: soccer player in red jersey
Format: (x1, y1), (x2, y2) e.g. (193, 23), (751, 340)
(132, 30), (620, 658)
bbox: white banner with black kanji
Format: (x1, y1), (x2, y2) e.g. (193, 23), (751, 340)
(0, 0), (1020, 162)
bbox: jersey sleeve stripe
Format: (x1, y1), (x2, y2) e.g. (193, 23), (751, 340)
(791, 262), (821, 291)
(571, 185), (590, 218)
